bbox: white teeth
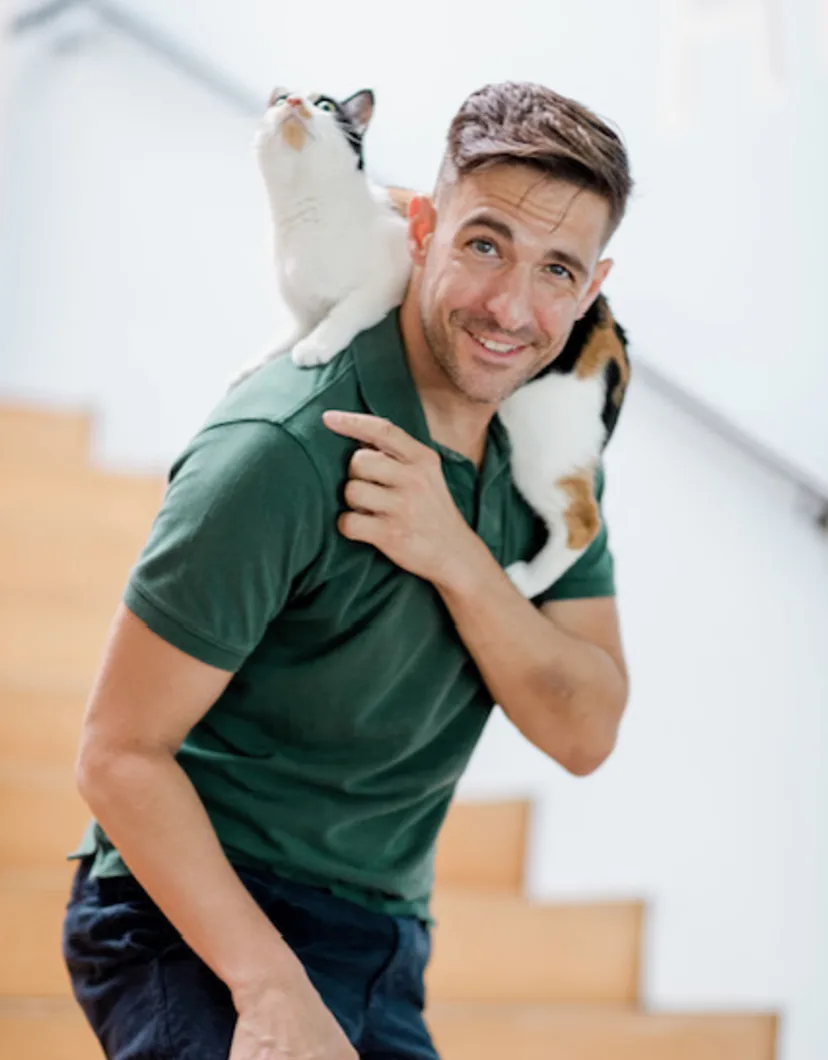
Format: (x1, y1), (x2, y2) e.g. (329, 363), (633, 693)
(475, 335), (519, 353)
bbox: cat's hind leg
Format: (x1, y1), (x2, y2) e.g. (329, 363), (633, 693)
(506, 471), (601, 599)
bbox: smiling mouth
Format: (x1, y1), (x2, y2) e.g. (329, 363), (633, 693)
(465, 328), (528, 360)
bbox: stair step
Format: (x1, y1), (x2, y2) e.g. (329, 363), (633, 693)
(0, 524), (144, 604)
(0, 594), (113, 693)
(0, 869), (77, 997)
(0, 690), (87, 767)
(427, 889), (643, 1004)
(426, 1002), (778, 1060)
(0, 767), (89, 869)
(0, 998), (778, 1060)
(0, 765), (532, 890)
(0, 467), (164, 537)
(0, 998), (102, 1059)
(434, 798), (529, 892)
(0, 405), (91, 469)
(0, 869), (642, 1004)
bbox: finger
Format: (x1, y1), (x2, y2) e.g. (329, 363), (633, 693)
(337, 510), (382, 544)
(349, 446), (403, 486)
(322, 411), (422, 462)
(343, 479), (394, 515)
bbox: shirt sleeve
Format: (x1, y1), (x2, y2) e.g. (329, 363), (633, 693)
(123, 420), (325, 671)
(532, 463), (616, 606)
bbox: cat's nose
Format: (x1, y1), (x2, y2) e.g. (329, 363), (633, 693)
(286, 96), (303, 107)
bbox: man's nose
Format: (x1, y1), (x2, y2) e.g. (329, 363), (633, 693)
(483, 266), (535, 333)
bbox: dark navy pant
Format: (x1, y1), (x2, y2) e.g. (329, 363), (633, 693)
(62, 857), (439, 1059)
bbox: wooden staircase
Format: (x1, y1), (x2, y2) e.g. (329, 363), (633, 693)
(0, 403), (779, 1059)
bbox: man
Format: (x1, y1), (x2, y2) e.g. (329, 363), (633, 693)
(63, 80), (633, 1060)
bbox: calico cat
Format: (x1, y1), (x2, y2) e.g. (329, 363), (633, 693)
(232, 87), (630, 599)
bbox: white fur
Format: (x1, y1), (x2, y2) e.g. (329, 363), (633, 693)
(229, 92), (410, 385)
(232, 91), (609, 598)
(499, 374), (606, 597)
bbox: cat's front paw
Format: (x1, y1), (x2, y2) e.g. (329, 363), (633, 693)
(291, 336), (339, 368)
(506, 561), (548, 600)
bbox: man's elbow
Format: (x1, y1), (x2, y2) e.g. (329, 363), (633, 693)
(561, 690), (627, 776)
(563, 736), (617, 776)
(75, 736), (116, 807)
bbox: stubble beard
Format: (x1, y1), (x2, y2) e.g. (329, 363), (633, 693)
(421, 309), (560, 407)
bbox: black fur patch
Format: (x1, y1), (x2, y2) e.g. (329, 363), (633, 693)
(529, 295), (631, 448)
(311, 94), (366, 170)
(532, 298), (604, 380)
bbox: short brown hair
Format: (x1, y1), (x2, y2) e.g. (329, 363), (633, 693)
(438, 81), (633, 239)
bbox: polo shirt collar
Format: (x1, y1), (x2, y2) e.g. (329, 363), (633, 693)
(352, 309), (432, 447)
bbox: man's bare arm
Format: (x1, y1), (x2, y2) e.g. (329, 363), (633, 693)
(438, 563), (629, 776)
(75, 604), (308, 998)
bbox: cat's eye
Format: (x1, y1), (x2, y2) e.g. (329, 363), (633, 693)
(314, 99), (337, 113)
(269, 92), (288, 108)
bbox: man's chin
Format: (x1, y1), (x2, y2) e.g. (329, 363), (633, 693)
(451, 370), (524, 406)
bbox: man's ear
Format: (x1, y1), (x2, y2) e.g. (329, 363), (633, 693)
(577, 258), (613, 319)
(407, 194), (437, 266)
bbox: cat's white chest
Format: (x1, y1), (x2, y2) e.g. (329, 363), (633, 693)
(277, 212), (358, 304)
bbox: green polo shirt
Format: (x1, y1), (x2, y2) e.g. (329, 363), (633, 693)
(71, 309), (615, 920)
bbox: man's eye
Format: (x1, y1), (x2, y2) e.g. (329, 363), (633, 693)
(469, 238), (497, 256)
(546, 263), (573, 280)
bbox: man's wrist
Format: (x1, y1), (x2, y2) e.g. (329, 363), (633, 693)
(226, 939), (309, 1011)
(431, 528), (499, 600)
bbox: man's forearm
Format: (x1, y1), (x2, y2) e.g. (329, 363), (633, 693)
(77, 745), (306, 1004)
(433, 534), (627, 775)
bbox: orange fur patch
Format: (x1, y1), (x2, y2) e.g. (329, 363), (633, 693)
(386, 186), (418, 218)
(560, 471), (600, 550)
(281, 119), (307, 150)
(575, 298), (631, 402)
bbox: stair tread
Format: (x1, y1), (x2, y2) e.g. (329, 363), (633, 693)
(0, 466), (164, 535)
(427, 998), (778, 1024)
(427, 1000), (778, 1060)
(0, 866), (642, 1003)
(427, 887), (643, 1004)
(434, 798), (529, 893)
(0, 405), (92, 468)
(0, 997), (778, 1060)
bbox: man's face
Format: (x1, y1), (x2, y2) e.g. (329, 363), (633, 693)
(410, 164), (614, 406)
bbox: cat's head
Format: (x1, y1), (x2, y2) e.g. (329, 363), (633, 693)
(255, 87), (375, 179)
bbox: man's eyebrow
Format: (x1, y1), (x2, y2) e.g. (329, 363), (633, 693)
(459, 212), (515, 243)
(459, 212), (588, 277)
(544, 247), (588, 278)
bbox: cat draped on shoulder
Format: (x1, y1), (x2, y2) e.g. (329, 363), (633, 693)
(230, 87), (631, 599)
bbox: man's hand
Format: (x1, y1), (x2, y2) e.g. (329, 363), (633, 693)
(322, 411), (479, 588)
(230, 962), (357, 1059)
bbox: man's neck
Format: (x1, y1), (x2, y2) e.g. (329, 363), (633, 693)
(399, 292), (494, 468)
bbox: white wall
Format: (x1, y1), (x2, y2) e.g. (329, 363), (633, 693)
(459, 378), (828, 1060)
(0, 6), (275, 470)
(1, 9), (827, 1060)
(110, 0), (828, 488)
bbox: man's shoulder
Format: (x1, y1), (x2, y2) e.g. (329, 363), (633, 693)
(208, 347), (364, 433)
(173, 347), (369, 493)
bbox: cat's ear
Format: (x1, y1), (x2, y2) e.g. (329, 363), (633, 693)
(267, 85), (290, 108)
(340, 89), (375, 135)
